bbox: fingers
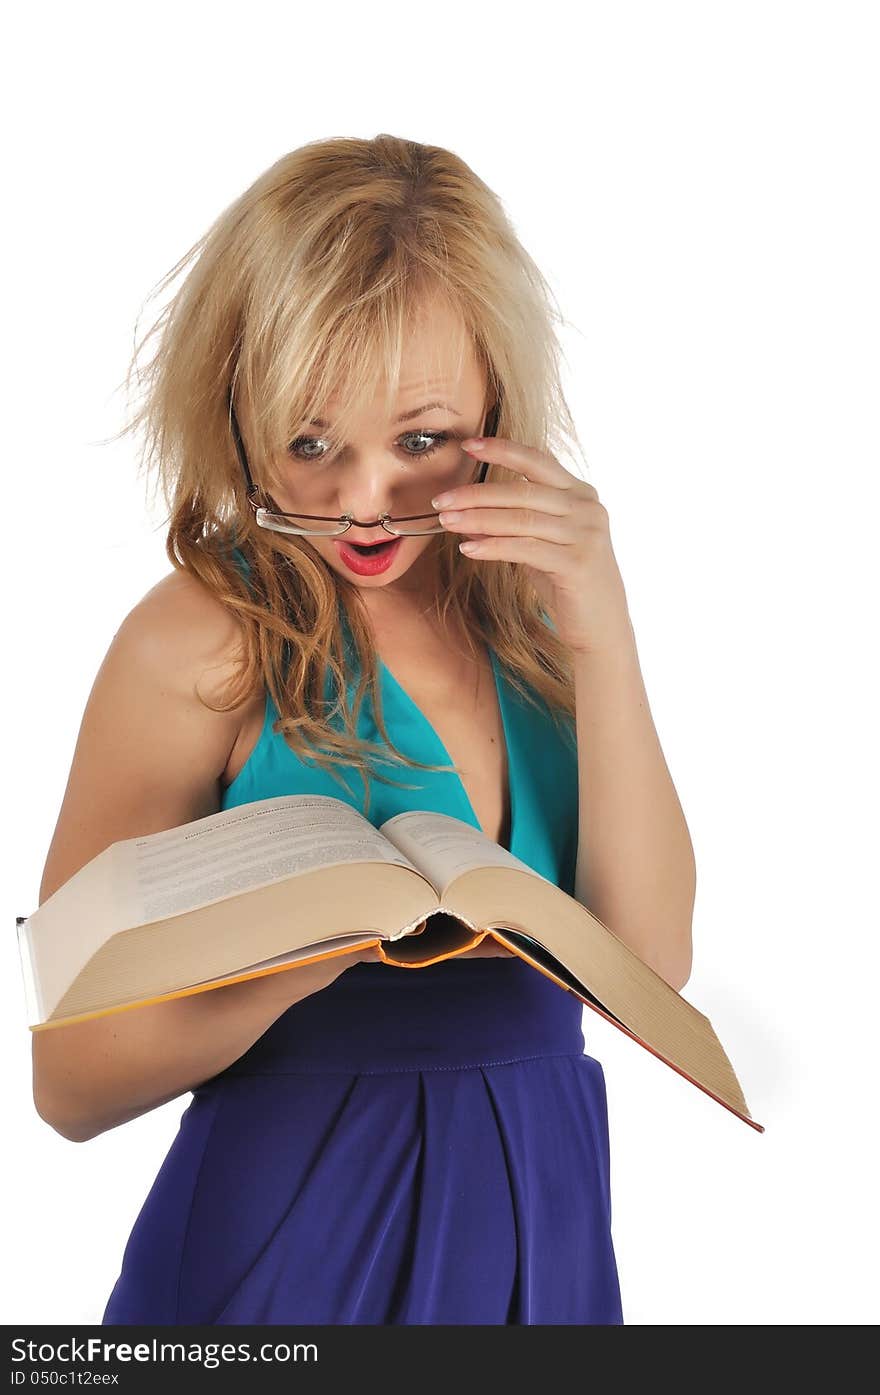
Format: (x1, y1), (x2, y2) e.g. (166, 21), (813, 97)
(457, 940), (515, 959)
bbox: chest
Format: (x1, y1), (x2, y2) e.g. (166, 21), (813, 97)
(373, 632), (512, 852)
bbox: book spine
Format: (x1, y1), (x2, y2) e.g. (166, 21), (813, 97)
(386, 908), (480, 942)
(15, 917), (43, 1027)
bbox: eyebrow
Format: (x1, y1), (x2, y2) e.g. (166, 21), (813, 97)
(308, 402), (461, 428)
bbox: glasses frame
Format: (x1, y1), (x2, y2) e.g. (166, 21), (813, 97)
(226, 386), (497, 537)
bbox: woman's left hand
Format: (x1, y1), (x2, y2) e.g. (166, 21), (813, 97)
(431, 437), (634, 656)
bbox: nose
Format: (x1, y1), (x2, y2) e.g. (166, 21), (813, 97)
(333, 456), (415, 539)
(341, 512), (395, 542)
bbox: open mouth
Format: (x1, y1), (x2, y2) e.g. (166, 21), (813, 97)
(334, 535), (404, 573)
(347, 539), (397, 554)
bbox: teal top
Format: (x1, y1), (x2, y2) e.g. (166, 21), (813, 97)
(221, 549), (579, 896)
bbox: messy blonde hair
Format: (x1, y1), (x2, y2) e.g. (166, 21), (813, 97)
(115, 134), (587, 814)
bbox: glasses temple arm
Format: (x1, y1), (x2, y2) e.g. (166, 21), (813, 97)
(227, 387), (257, 492)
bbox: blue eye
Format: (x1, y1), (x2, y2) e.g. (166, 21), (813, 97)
(287, 431), (452, 462)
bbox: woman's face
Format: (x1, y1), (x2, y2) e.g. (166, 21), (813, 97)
(267, 297), (493, 602)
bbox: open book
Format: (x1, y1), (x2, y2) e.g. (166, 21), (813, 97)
(16, 793), (763, 1133)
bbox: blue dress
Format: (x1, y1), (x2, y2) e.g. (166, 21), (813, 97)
(102, 558), (623, 1325)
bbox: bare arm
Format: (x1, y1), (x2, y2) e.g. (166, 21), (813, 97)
(573, 634), (696, 992)
(32, 573), (377, 1144)
(38, 956), (377, 1144)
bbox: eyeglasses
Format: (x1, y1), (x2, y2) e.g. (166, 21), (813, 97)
(227, 386), (495, 537)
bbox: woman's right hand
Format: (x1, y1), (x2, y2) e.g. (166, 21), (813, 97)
(257, 942), (384, 1010)
(263, 938), (513, 1015)
(451, 936), (516, 959)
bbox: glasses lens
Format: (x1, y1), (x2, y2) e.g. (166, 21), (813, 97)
(380, 453), (487, 535)
(382, 515), (446, 536)
(254, 508), (346, 536)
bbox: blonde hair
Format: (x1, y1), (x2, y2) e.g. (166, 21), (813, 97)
(114, 133), (587, 815)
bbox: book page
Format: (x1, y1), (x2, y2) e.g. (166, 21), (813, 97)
(114, 794), (425, 930)
(188, 932), (381, 986)
(378, 810), (550, 898)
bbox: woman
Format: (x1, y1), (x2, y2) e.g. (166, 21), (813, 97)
(33, 134), (695, 1325)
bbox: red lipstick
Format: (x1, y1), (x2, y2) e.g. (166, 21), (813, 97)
(334, 536), (404, 576)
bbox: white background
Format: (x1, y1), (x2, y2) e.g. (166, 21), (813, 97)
(4, 0), (878, 1327)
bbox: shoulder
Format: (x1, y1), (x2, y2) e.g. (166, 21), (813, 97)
(36, 569), (256, 911)
(120, 567), (251, 711)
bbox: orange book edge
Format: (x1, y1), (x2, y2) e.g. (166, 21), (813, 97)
(28, 928), (765, 1134)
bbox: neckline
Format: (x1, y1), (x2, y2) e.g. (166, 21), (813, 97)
(376, 645), (518, 856)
